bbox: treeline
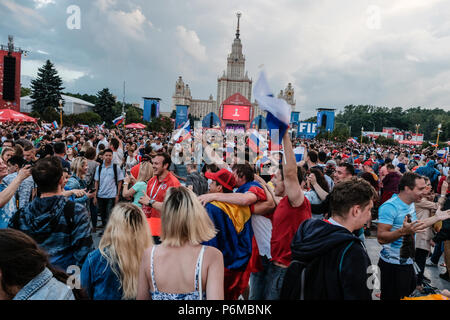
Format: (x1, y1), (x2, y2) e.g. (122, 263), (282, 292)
(334, 105), (450, 141)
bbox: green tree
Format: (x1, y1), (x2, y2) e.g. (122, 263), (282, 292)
(304, 116), (317, 123)
(30, 60), (65, 114)
(147, 116), (174, 133)
(21, 87), (31, 97)
(126, 105), (143, 123)
(94, 88), (116, 125)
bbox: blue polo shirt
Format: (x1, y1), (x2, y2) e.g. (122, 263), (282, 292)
(94, 163), (124, 199)
(378, 194), (417, 265)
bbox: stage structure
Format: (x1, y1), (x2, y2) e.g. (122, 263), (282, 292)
(143, 97), (161, 122)
(0, 36), (27, 112)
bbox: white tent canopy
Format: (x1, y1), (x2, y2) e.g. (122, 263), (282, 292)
(20, 94), (95, 115)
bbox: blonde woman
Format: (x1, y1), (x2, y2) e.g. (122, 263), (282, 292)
(65, 157), (95, 208)
(81, 203), (153, 300)
(137, 186), (224, 300)
(122, 161), (153, 208)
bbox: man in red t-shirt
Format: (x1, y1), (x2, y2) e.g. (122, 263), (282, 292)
(139, 152), (180, 243)
(263, 130), (311, 300)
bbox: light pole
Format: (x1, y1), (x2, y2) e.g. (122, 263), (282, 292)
(58, 99), (63, 128)
(415, 124), (420, 141)
(436, 123), (442, 147)
(361, 127), (364, 144)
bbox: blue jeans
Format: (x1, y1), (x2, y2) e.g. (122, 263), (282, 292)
(89, 198), (98, 229)
(97, 198), (115, 227)
(249, 256), (270, 300)
(263, 261), (288, 300)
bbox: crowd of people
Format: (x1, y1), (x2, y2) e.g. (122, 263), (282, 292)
(0, 122), (449, 300)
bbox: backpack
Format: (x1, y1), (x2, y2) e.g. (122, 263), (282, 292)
(280, 240), (355, 300)
(9, 200), (76, 233)
(97, 163), (119, 191)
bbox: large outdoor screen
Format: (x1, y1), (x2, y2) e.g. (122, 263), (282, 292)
(222, 105), (250, 121)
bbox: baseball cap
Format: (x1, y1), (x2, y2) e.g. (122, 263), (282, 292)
(326, 160), (337, 167)
(204, 168), (236, 191)
(363, 160), (374, 166)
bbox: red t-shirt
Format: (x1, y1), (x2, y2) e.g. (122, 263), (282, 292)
(144, 171), (181, 236)
(130, 163), (140, 180)
(437, 175), (450, 194)
(270, 196), (311, 267)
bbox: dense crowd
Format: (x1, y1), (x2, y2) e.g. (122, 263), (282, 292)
(0, 123), (449, 300)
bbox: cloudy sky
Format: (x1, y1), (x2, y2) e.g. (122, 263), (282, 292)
(2, 0), (450, 119)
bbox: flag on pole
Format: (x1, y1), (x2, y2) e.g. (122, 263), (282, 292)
(52, 121), (58, 129)
(172, 120), (191, 143)
(253, 70), (291, 150)
(248, 129), (268, 154)
(294, 146), (306, 162)
(437, 149), (446, 158)
(113, 115), (124, 126)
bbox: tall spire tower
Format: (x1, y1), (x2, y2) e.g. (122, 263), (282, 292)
(217, 12), (252, 107)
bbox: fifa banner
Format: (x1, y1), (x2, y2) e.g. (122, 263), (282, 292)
(143, 98), (160, 122)
(290, 111), (300, 124)
(175, 105), (189, 129)
(297, 122), (318, 138)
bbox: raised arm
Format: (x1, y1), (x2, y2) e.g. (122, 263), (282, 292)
(0, 166), (31, 208)
(198, 192), (257, 207)
(282, 130), (305, 208)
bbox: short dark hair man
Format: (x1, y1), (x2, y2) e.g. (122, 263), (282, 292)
(139, 152), (180, 244)
(185, 164), (208, 196)
(53, 142), (71, 174)
(9, 156), (93, 271)
(282, 177), (377, 300)
(93, 149), (124, 230)
(310, 163), (356, 218)
(377, 172), (450, 300)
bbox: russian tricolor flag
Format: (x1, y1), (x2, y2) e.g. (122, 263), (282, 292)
(52, 121), (58, 129)
(113, 115), (124, 126)
(294, 146), (305, 162)
(248, 129), (268, 154)
(172, 120), (191, 143)
(254, 71), (291, 151)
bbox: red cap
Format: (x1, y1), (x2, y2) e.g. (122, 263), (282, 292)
(205, 168), (236, 191)
(363, 160), (374, 166)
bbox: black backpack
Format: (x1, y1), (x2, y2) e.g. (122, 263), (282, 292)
(280, 240), (355, 300)
(97, 163), (119, 191)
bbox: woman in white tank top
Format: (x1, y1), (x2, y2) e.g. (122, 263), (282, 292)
(136, 186), (224, 300)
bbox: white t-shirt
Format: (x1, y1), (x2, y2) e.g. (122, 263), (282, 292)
(251, 215), (272, 259)
(151, 142), (163, 151)
(112, 148), (124, 166)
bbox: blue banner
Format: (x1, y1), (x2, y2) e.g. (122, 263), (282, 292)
(290, 112), (300, 124)
(175, 105), (189, 129)
(297, 122), (318, 138)
(143, 98), (160, 122)
(316, 109), (335, 132)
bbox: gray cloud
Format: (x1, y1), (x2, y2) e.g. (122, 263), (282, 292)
(1, 0), (450, 120)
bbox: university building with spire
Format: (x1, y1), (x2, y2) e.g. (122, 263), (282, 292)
(172, 13), (296, 128)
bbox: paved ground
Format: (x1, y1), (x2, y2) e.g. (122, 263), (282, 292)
(365, 235), (450, 298)
(92, 226), (450, 299)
